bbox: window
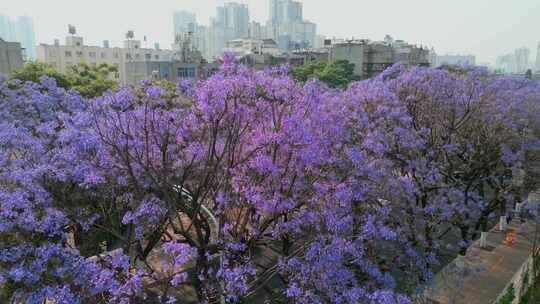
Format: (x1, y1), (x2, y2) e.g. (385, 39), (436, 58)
(135, 53), (140, 59)
(76, 51), (83, 57)
(145, 53), (151, 60)
(89, 52), (96, 58)
(126, 53), (132, 60)
(155, 55), (159, 60)
(65, 51), (72, 57)
(177, 67), (196, 79)
(101, 52), (107, 59)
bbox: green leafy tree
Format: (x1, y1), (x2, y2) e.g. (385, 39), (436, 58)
(292, 60), (360, 88)
(11, 62), (71, 88)
(66, 63), (119, 98)
(11, 62), (118, 98)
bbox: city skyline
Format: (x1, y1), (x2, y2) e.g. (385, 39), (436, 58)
(1, 0), (540, 64)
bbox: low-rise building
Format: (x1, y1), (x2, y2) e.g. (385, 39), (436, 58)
(291, 48), (329, 65)
(37, 35), (174, 85)
(124, 61), (219, 86)
(0, 38), (24, 75)
(124, 34), (219, 86)
(224, 38), (281, 57)
(435, 54), (476, 67)
(328, 37), (431, 79)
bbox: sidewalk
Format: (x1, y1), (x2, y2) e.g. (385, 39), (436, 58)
(422, 220), (536, 304)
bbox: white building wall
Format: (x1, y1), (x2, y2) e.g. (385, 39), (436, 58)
(37, 37), (174, 85)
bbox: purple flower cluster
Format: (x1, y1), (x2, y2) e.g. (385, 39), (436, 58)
(1, 62), (539, 303)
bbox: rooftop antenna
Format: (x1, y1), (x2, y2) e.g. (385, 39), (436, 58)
(68, 24), (77, 36)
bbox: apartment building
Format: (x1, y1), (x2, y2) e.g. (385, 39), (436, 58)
(37, 35), (174, 84)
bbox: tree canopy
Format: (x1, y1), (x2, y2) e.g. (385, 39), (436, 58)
(11, 62), (72, 88)
(10, 62), (118, 98)
(0, 58), (539, 304)
(292, 59), (361, 88)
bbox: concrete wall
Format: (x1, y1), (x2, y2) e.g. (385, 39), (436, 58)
(493, 252), (535, 304)
(329, 43), (365, 77)
(0, 39), (23, 75)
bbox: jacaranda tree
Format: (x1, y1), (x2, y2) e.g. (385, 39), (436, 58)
(1, 57), (539, 304)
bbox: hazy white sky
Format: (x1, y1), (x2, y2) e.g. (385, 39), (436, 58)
(3, 0), (539, 63)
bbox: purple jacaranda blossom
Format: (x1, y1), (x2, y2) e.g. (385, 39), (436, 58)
(1, 61), (539, 304)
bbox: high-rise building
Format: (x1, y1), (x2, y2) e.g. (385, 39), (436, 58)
(14, 16), (36, 60)
(206, 2), (250, 59)
(266, 0), (316, 50)
(173, 10), (197, 36)
(0, 15), (36, 60)
(0, 15), (15, 42)
(269, 0), (302, 24)
(536, 42), (540, 72)
(496, 54), (517, 74)
(178, 1), (317, 59)
(0, 38), (24, 75)
(173, 11), (211, 62)
(282, 0), (303, 23)
(496, 47), (533, 74)
(249, 21), (264, 39)
(514, 47), (530, 73)
(216, 2), (250, 39)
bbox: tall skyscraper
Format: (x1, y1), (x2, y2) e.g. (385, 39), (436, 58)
(180, 0), (317, 59)
(173, 10), (197, 37)
(267, 0), (316, 50)
(269, 0), (303, 24)
(269, 0), (281, 25)
(496, 54), (517, 74)
(206, 2), (250, 59)
(282, 0), (303, 23)
(536, 42), (540, 72)
(14, 16), (36, 60)
(216, 2), (250, 39)
(0, 15), (15, 41)
(514, 47), (530, 73)
(0, 15), (36, 60)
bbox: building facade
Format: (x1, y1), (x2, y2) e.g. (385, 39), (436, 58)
(36, 35), (174, 85)
(496, 47), (532, 74)
(328, 37), (430, 79)
(266, 0), (317, 51)
(435, 54), (476, 67)
(0, 15), (36, 60)
(171, 1), (318, 60)
(536, 42), (540, 72)
(173, 10), (197, 35)
(124, 61), (217, 86)
(514, 47), (530, 74)
(0, 38), (24, 75)
(223, 38), (281, 57)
